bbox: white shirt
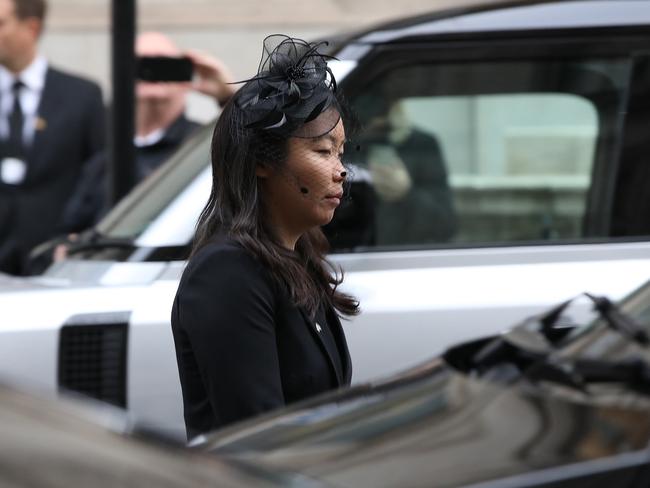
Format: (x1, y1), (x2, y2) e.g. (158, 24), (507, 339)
(134, 127), (165, 148)
(0, 55), (48, 146)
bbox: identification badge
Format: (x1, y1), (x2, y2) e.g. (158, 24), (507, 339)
(1, 157), (27, 185)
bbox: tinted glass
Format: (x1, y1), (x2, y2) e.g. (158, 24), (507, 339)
(325, 58), (631, 251)
(97, 123), (213, 240)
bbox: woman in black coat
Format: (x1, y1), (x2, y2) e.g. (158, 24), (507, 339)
(171, 35), (359, 440)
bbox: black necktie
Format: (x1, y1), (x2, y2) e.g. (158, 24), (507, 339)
(7, 80), (24, 157)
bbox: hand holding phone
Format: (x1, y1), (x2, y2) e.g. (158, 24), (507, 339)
(367, 144), (412, 201)
(183, 49), (237, 104)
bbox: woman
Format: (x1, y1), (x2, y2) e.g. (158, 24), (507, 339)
(171, 35), (359, 440)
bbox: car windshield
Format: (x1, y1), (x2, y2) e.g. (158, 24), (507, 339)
(95, 122), (214, 245)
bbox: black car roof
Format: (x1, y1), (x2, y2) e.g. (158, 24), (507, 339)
(339, 0), (650, 46)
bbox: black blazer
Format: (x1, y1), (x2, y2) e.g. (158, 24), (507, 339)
(0, 66), (105, 274)
(171, 237), (352, 440)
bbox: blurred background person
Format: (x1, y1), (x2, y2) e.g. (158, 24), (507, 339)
(59, 31), (236, 234)
(0, 0), (105, 275)
(36, 32), (237, 268)
(353, 98), (457, 246)
(325, 98), (457, 250)
(370, 100), (456, 245)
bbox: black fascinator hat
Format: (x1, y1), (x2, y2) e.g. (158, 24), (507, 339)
(234, 34), (341, 138)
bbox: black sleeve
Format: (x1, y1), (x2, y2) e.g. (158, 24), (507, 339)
(399, 131), (457, 242)
(58, 151), (107, 233)
(83, 83), (106, 159)
(57, 82), (107, 234)
(176, 245), (285, 427)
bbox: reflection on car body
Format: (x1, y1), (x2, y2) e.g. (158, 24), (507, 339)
(197, 281), (650, 487)
(1, 0), (650, 440)
(0, 382), (302, 488)
(5, 283), (650, 487)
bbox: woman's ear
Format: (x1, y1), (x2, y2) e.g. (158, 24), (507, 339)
(255, 163), (272, 178)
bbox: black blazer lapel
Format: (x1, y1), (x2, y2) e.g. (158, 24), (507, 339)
(26, 68), (57, 179)
(299, 307), (344, 386)
(325, 306), (353, 384)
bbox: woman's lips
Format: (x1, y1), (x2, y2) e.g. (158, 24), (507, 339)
(324, 191), (343, 206)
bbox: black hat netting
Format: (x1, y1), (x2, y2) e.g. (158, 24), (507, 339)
(234, 34), (341, 138)
(226, 35), (365, 223)
(247, 108), (357, 210)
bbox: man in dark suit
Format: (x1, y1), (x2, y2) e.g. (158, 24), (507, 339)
(0, 0), (105, 275)
(57, 32), (236, 234)
(59, 32), (204, 233)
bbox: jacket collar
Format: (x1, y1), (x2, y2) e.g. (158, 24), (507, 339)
(134, 114), (195, 148)
(325, 306), (352, 385)
(299, 306), (352, 386)
(0, 55), (47, 94)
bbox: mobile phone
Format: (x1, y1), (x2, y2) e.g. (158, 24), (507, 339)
(136, 56), (194, 82)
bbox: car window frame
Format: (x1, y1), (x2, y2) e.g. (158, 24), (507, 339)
(334, 27), (650, 254)
(610, 50), (650, 238)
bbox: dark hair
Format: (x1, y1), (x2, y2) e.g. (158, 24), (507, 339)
(192, 93), (359, 318)
(13, 0), (47, 21)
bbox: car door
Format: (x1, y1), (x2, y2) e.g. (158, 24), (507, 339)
(324, 27), (650, 382)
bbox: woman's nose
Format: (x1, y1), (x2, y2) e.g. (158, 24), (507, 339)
(333, 161), (347, 182)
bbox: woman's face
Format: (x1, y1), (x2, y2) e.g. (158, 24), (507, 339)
(257, 117), (347, 240)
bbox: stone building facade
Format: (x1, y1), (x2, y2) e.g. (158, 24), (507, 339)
(41, 0), (505, 121)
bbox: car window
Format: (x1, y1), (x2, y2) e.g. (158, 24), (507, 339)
(97, 122), (213, 241)
(324, 57), (632, 251)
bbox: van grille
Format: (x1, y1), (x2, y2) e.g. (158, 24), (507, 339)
(58, 313), (129, 408)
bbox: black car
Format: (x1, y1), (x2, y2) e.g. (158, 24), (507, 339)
(0, 381), (332, 487)
(196, 280), (650, 487)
